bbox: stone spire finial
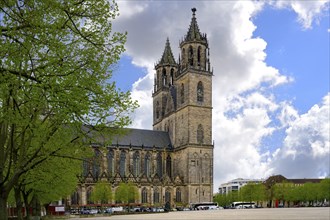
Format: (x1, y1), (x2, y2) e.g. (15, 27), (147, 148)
(192, 8), (196, 16)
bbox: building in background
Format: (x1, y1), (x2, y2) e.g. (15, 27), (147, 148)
(218, 178), (263, 195)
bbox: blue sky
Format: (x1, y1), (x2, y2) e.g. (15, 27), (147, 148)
(253, 4), (329, 114)
(111, 1), (329, 191)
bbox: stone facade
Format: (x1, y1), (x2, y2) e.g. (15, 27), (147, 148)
(71, 8), (214, 209)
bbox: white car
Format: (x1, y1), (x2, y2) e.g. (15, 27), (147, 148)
(89, 209), (98, 214)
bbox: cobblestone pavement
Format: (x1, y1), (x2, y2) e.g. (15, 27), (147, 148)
(72, 207), (330, 220)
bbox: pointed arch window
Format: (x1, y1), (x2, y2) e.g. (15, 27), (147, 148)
(92, 149), (101, 180)
(156, 101), (160, 119)
(141, 188), (148, 203)
(162, 68), (167, 86)
(82, 159), (90, 177)
(180, 83), (184, 104)
(197, 46), (201, 66)
(71, 191), (79, 205)
(170, 68), (174, 85)
(165, 189), (171, 203)
(197, 124), (204, 144)
(175, 188), (182, 203)
(119, 151), (126, 177)
(166, 155), (172, 178)
(156, 152), (163, 177)
(133, 151), (140, 177)
(197, 81), (204, 102)
(107, 149), (114, 176)
(182, 48), (186, 66)
(189, 46), (194, 66)
(153, 187), (160, 204)
(144, 152), (151, 177)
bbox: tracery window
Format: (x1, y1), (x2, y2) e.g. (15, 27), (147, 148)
(107, 149), (114, 176)
(197, 124), (204, 144)
(144, 152), (151, 177)
(82, 159), (90, 177)
(170, 68), (174, 85)
(153, 188), (160, 204)
(197, 46), (201, 66)
(175, 188), (182, 203)
(189, 46), (194, 66)
(182, 48), (185, 66)
(180, 83), (184, 104)
(197, 81), (204, 102)
(162, 68), (167, 86)
(119, 151), (126, 177)
(156, 101), (160, 119)
(92, 149), (101, 180)
(165, 189), (171, 203)
(166, 155), (172, 177)
(156, 152), (163, 177)
(71, 191), (79, 205)
(133, 151), (140, 177)
(141, 188), (148, 203)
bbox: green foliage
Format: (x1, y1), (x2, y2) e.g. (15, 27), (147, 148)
(0, 0), (138, 218)
(213, 193), (230, 207)
(240, 183), (267, 203)
(115, 182), (139, 204)
(213, 190), (241, 207)
(319, 178), (330, 201)
(91, 181), (112, 204)
(216, 180), (329, 209)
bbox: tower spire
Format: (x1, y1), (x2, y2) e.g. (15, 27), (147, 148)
(157, 38), (177, 66)
(184, 7), (205, 42)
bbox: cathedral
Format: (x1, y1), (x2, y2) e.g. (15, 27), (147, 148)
(72, 8), (214, 208)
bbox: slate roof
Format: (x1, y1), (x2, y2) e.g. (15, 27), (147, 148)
(84, 126), (172, 150)
(111, 128), (172, 149)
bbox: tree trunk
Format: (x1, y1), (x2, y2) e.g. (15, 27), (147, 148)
(15, 186), (24, 220)
(23, 191), (31, 220)
(0, 195), (8, 220)
(31, 195), (41, 220)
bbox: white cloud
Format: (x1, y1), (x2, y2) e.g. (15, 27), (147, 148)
(270, 93), (330, 177)
(272, 0), (329, 29)
(278, 101), (299, 127)
(113, 1), (329, 191)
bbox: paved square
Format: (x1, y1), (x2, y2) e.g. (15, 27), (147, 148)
(74, 207), (330, 220)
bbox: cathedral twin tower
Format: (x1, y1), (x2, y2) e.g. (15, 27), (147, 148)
(76, 8), (213, 207)
(152, 8), (214, 203)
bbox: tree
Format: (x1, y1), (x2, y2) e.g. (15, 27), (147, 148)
(91, 181), (113, 204)
(240, 183), (266, 206)
(17, 145), (86, 218)
(319, 178), (330, 203)
(0, 0), (138, 219)
(115, 182), (139, 210)
(272, 181), (292, 207)
(213, 193), (231, 208)
(253, 183), (267, 206)
(240, 183), (255, 203)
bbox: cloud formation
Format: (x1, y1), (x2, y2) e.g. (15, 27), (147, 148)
(112, 1), (329, 191)
(272, 0), (329, 29)
(270, 94), (330, 178)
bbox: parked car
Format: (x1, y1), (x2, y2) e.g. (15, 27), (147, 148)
(80, 209), (98, 214)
